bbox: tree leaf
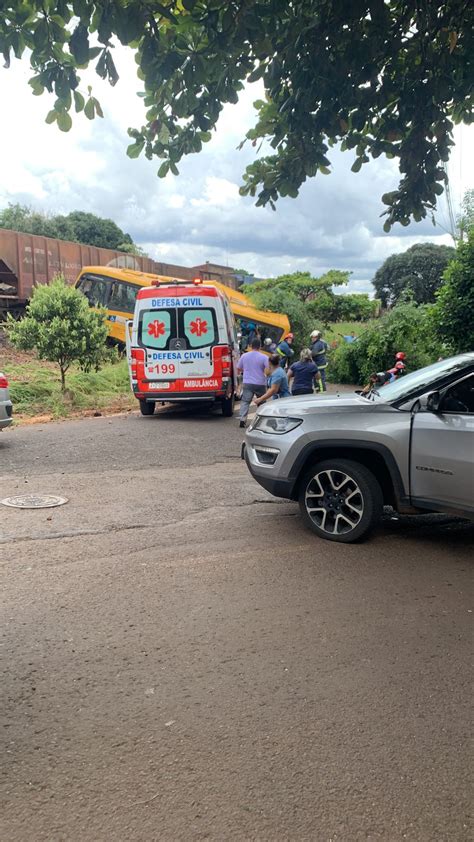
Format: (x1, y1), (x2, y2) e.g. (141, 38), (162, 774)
(84, 97), (95, 120)
(248, 65), (265, 83)
(127, 140), (145, 159)
(158, 123), (170, 144)
(57, 110), (72, 132)
(69, 23), (89, 64)
(106, 51), (119, 86)
(73, 90), (85, 112)
(158, 160), (170, 177)
(93, 98), (104, 118)
(45, 109), (58, 124)
(29, 75), (45, 96)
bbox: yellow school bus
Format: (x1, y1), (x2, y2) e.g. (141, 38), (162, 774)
(75, 266), (290, 348)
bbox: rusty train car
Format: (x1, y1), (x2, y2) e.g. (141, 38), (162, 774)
(0, 229), (236, 318)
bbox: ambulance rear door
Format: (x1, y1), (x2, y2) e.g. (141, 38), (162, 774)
(138, 301), (181, 387)
(177, 295), (220, 381)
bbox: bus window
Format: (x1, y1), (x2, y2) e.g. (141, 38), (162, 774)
(109, 281), (138, 313)
(258, 325), (281, 345)
(77, 274), (110, 307)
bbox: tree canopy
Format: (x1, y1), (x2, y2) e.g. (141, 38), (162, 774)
(372, 242), (456, 307)
(0, 203), (139, 251)
(2, 1), (472, 229)
(245, 270), (362, 346)
(248, 270), (350, 303)
(430, 230), (474, 354)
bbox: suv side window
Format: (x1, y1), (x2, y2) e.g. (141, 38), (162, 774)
(440, 374), (474, 414)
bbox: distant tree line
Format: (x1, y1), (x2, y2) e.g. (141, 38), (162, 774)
(244, 270), (379, 351)
(0, 202), (145, 254)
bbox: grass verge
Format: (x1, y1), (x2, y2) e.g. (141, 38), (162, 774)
(324, 321), (368, 345)
(2, 349), (134, 421)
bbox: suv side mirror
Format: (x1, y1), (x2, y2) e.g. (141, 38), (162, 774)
(422, 390), (441, 413)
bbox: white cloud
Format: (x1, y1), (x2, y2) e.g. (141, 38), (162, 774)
(166, 195), (186, 210)
(191, 177), (240, 208)
(0, 48), (472, 296)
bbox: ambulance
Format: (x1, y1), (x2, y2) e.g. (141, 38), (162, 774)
(126, 279), (240, 416)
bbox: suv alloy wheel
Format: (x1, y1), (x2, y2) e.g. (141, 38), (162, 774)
(298, 458), (383, 543)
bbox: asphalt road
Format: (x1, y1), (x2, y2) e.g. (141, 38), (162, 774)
(1, 407), (472, 841)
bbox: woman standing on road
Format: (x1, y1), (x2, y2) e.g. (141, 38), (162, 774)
(288, 349), (319, 396)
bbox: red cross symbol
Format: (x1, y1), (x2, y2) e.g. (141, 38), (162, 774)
(189, 318), (208, 337)
(147, 320), (166, 338)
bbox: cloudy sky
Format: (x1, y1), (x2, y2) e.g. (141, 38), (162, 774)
(1, 47), (472, 295)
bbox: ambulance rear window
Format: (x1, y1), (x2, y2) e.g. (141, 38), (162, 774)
(140, 309), (174, 349)
(182, 308), (216, 349)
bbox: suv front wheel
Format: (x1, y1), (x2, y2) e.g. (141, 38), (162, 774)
(298, 458), (383, 543)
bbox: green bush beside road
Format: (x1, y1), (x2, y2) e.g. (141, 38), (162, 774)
(328, 301), (438, 385)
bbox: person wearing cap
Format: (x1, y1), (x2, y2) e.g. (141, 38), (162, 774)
(263, 337), (277, 353)
(310, 330), (329, 391)
(275, 332), (295, 368)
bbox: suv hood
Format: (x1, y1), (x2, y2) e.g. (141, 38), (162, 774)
(257, 392), (385, 417)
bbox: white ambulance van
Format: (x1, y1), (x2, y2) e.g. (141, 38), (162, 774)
(126, 280), (240, 416)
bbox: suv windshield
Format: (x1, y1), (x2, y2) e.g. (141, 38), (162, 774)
(371, 355), (473, 403)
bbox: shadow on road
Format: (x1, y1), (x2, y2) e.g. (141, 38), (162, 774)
(144, 401), (236, 422)
(379, 509), (474, 548)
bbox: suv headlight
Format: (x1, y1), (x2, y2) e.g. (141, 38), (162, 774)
(252, 415), (303, 435)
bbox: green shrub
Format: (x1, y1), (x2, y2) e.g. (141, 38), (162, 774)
(429, 229), (474, 354)
(6, 275), (110, 390)
(329, 300), (437, 384)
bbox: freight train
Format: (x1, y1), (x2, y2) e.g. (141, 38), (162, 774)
(0, 229), (237, 319)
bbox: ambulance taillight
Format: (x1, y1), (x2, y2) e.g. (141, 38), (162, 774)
(213, 345), (231, 376)
(130, 348), (145, 380)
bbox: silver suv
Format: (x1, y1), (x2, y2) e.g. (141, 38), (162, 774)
(0, 371), (13, 431)
(243, 354), (474, 543)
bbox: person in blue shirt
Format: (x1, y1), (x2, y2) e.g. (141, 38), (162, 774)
(288, 348), (320, 396)
(275, 332), (295, 368)
(339, 331), (356, 343)
(254, 354), (291, 407)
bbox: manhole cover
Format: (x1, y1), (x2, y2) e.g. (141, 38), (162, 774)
(1, 494), (68, 509)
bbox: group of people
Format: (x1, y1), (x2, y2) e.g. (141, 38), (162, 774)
(237, 329), (329, 428)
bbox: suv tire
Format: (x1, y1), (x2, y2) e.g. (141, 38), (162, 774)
(139, 399), (155, 416)
(298, 458), (383, 543)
